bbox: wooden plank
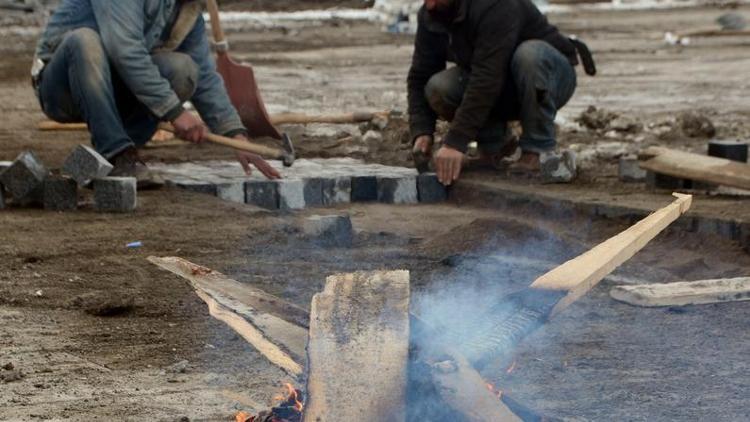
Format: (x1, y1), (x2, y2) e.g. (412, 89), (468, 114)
(610, 277), (750, 307)
(148, 256), (307, 377)
(531, 193), (693, 315)
(639, 146), (750, 190)
(303, 271), (410, 422)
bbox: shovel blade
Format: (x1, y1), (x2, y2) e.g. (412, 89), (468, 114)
(216, 53), (282, 140)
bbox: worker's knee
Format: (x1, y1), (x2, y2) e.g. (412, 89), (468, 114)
(152, 52), (199, 102)
(61, 27), (107, 68)
(425, 68), (463, 120)
(511, 40), (551, 76)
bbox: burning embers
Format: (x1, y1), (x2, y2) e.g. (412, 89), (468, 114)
(236, 383), (304, 422)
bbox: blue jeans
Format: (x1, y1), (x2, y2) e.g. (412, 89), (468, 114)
(424, 40), (577, 154)
(37, 28), (199, 159)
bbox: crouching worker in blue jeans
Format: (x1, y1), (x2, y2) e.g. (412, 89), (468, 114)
(408, 0), (593, 186)
(32, 0), (281, 188)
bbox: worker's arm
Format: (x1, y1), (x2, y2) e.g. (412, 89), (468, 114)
(89, 0), (183, 121)
(177, 15), (246, 138)
(442, 4), (521, 154)
(407, 8), (449, 143)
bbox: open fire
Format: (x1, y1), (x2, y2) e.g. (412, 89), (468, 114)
(236, 383), (304, 422)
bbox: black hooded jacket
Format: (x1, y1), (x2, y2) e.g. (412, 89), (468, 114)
(407, 0), (578, 152)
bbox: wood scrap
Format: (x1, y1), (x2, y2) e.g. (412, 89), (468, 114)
(610, 277), (750, 307)
(640, 147), (750, 190)
(303, 271), (410, 422)
(148, 256), (307, 377)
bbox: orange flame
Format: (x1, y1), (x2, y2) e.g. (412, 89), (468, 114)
(234, 411), (252, 422)
(284, 382), (304, 412)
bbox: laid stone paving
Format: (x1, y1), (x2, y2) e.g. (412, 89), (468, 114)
(150, 158), (446, 210)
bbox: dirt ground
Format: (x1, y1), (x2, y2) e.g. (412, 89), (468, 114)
(1, 3), (750, 421)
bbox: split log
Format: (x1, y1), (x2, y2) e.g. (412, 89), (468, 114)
(148, 256), (307, 377)
(303, 271), (411, 422)
(639, 147), (750, 190)
(610, 277), (750, 307)
(445, 193), (692, 367)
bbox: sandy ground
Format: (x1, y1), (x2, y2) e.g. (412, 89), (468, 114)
(1, 3), (750, 421)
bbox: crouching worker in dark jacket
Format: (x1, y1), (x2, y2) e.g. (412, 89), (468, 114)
(32, 0), (280, 187)
(408, 0), (590, 185)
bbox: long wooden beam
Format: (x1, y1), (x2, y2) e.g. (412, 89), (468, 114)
(639, 147), (750, 190)
(148, 256), (307, 377)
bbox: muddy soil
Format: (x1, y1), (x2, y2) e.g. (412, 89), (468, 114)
(1, 4), (750, 421)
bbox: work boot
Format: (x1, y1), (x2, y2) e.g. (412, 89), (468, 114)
(508, 150), (541, 173)
(110, 147), (164, 190)
(464, 137), (520, 171)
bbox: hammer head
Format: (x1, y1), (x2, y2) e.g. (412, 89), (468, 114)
(280, 133), (295, 167)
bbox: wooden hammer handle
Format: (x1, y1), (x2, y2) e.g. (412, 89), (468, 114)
(205, 0), (226, 45)
(158, 123), (284, 159)
(270, 111), (386, 125)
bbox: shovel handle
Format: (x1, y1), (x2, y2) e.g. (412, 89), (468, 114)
(158, 123), (284, 160)
(205, 0), (226, 44)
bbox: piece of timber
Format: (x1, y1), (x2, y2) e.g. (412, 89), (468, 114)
(303, 271), (410, 422)
(639, 146), (750, 190)
(610, 277), (750, 307)
(271, 111), (388, 125)
(410, 315), (522, 422)
(448, 193), (692, 367)
(148, 256), (307, 377)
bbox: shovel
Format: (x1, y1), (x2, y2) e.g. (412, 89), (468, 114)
(206, 0), (283, 141)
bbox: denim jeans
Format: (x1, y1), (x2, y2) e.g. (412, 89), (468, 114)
(424, 40), (577, 154)
(37, 28), (198, 159)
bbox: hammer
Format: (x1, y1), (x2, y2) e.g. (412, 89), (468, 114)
(159, 123), (295, 167)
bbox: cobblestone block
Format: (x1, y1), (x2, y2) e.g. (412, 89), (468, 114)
(93, 177), (137, 213)
(62, 144), (113, 186)
(0, 151), (49, 199)
(278, 179), (305, 210)
(216, 182), (245, 203)
(322, 177), (352, 205)
(245, 180), (279, 210)
(302, 214), (353, 247)
(618, 155), (647, 183)
(377, 176), (418, 204)
(417, 173), (448, 203)
(351, 176), (378, 202)
(303, 178), (324, 208)
(43, 175), (77, 211)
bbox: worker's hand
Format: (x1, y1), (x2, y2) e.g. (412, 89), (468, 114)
(413, 134), (434, 156)
(234, 135), (282, 180)
(171, 111), (207, 144)
(434, 145), (464, 186)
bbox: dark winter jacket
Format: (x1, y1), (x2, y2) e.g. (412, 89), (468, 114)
(407, 0), (579, 152)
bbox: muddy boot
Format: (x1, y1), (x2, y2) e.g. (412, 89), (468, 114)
(508, 150), (541, 174)
(465, 137), (520, 171)
(110, 147), (164, 190)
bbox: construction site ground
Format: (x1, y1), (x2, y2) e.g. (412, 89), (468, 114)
(1, 4), (749, 421)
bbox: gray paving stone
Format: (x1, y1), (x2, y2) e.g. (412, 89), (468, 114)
(417, 173), (448, 203)
(43, 175), (77, 211)
(278, 179), (305, 210)
(303, 178), (324, 208)
(618, 155), (647, 183)
(540, 150), (576, 183)
(302, 214), (353, 247)
(0, 161), (11, 173)
(377, 176), (418, 204)
(0, 184), (5, 209)
(216, 182), (245, 203)
(93, 177), (137, 213)
(173, 180), (217, 196)
(322, 177), (352, 205)
(245, 180), (279, 210)
(0, 151), (49, 199)
(62, 144), (113, 186)
(351, 176), (378, 202)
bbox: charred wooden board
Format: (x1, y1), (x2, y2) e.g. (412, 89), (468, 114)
(611, 277), (750, 307)
(304, 271), (411, 422)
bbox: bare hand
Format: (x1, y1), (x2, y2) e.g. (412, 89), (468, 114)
(413, 134), (434, 156)
(234, 135), (282, 180)
(434, 145), (464, 185)
(171, 111), (207, 143)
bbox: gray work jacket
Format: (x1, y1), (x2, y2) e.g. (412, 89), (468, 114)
(34, 0), (245, 136)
